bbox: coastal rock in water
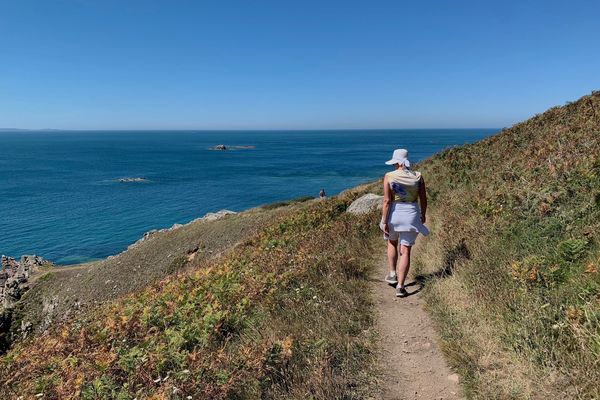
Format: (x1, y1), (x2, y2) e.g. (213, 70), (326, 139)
(209, 144), (255, 151)
(346, 193), (383, 215)
(118, 177), (148, 183)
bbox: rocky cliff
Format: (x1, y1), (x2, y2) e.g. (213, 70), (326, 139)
(0, 255), (53, 350)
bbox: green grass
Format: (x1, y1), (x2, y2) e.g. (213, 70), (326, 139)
(0, 193), (380, 399)
(3, 92), (598, 399)
(412, 91), (600, 398)
(260, 195), (316, 210)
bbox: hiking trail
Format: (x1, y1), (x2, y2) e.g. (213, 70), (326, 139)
(372, 251), (465, 400)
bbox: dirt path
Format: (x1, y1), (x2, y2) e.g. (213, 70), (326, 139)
(372, 252), (464, 400)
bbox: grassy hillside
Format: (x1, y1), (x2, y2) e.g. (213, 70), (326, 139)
(2, 92), (598, 399)
(0, 190), (380, 399)
(412, 92), (600, 398)
(6, 206), (291, 348)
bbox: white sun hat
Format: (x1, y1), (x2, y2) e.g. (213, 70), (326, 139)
(385, 148), (410, 167)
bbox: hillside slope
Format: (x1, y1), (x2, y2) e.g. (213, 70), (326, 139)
(1, 92), (598, 399)
(0, 189), (380, 399)
(1, 205), (295, 352)
(412, 92), (600, 398)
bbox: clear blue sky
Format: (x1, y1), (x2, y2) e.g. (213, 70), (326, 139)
(1, 0), (599, 130)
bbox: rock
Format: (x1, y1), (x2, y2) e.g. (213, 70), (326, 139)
(447, 373), (460, 384)
(144, 229), (159, 238)
(19, 255), (53, 278)
(0, 271), (7, 289)
(346, 193), (383, 214)
(118, 177), (148, 183)
(1, 256), (19, 274)
(1, 255), (53, 309)
(0, 254), (53, 352)
(40, 296), (59, 332)
(20, 320), (32, 338)
(202, 210), (237, 221)
(209, 144), (255, 151)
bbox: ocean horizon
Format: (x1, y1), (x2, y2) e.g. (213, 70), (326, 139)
(1, 129), (497, 264)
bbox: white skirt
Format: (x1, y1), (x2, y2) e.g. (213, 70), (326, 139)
(387, 202), (429, 235)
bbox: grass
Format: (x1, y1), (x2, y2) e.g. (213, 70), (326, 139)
(0, 192), (380, 399)
(7, 206), (291, 346)
(260, 195), (316, 210)
(3, 92), (598, 399)
(411, 91), (600, 398)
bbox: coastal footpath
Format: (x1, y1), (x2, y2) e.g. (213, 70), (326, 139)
(0, 91), (599, 399)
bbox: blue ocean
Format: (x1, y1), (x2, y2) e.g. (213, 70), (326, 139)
(0, 129), (496, 264)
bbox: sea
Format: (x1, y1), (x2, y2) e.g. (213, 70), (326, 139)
(0, 129), (496, 264)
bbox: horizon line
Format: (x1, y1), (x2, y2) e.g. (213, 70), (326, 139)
(0, 127), (502, 132)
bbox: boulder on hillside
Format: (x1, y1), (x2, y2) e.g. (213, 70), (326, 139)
(202, 210), (237, 221)
(347, 193), (383, 214)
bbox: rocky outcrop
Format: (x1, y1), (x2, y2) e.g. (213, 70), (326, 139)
(118, 177), (148, 183)
(0, 255), (54, 352)
(209, 145), (255, 151)
(346, 193), (383, 214)
(202, 209), (237, 221)
(0, 255), (53, 308)
(19, 255), (49, 279)
(127, 209), (238, 251)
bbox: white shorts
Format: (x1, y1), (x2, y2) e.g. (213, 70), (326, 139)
(383, 229), (418, 246)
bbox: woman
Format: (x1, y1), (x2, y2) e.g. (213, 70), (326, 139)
(380, 149), (429, 297)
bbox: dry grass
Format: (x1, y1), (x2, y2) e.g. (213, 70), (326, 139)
(0, 191), (380, 399)
(7, 206), (292, 348)
(412, 91), (600, 399)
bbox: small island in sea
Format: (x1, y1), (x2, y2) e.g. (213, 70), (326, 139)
(209, 144), (256, 151)
(117, 177), (149, 183)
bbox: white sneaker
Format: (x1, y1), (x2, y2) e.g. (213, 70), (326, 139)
(384, 272), (398, 284)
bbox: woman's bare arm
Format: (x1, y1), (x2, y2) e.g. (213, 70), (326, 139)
(418, 177), (427, 223)
(381, 175), (393, 233)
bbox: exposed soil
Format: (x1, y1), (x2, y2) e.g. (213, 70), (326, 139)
(372, 249), (464, 400)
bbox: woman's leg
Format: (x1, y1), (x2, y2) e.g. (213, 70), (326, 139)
(387, 239), (398, 274)
(397, 244), (412, 287)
